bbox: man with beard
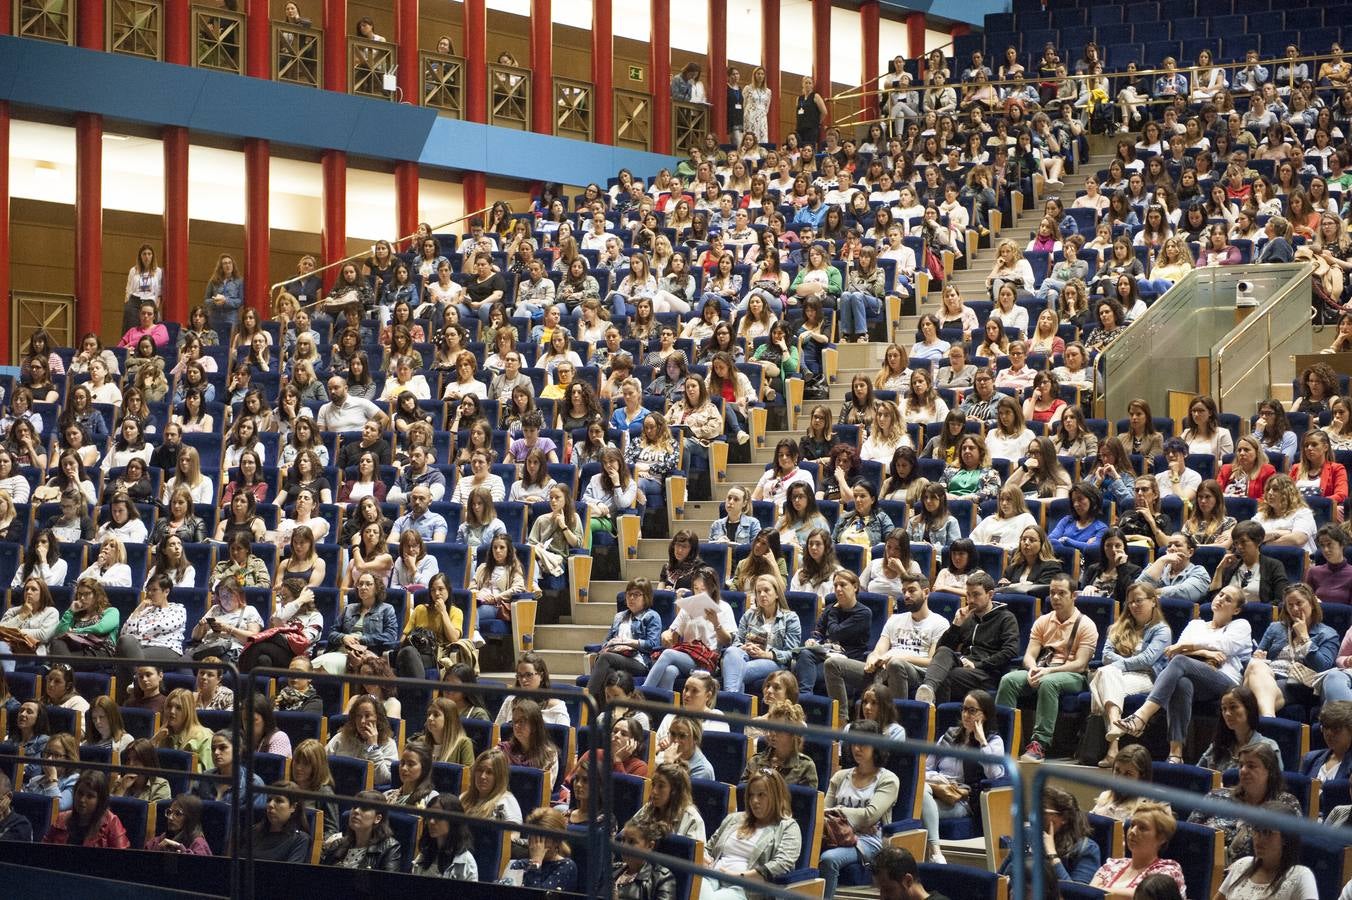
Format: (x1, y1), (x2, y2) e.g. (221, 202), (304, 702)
(824, 575), (949, 711)
(914, 572), (1020, 704)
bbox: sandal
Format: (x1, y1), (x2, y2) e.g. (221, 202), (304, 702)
(1096, 753), (1117, 769)
(1166, 755), (1185, 765)
(1117, 714), (1146, 738)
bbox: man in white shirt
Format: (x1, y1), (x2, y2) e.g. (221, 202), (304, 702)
(824, 576), (949, 712)
(317, 377), (386, 432)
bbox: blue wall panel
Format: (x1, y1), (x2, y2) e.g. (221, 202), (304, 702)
(0, 35), (673, 182)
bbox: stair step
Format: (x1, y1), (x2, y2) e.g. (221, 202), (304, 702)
(527, 649), (589, 676)
(533, 623), (610, 650)
(569, 602), (619, 626)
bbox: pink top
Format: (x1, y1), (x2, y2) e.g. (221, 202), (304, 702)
(1091, 857), (1186, 894)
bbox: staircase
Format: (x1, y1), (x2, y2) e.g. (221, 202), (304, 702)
(534, 136), (1128, 679)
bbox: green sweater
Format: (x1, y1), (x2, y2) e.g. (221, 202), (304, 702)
(54, 607), (121, 638)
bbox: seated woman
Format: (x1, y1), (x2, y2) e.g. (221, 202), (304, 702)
(319, 789), (403, 871)
(43, 771), (130, 849)
(1215, 809), (1318, 900)
(409, 793), (477, 879)
(151, 688), (213, 771)
(831, 482), (895, 553)
(460, 748), (522, 829)
(999, 524), (1063, 593)
(921, 689), (1006, 865)
(494, 698), (561, 788)
(653, 672), (729, 746)
(1197, 686), (1284, 773)
(1091, 583), (1170, 767)
(587, 577), (662, 700)
(1117, 477), (1172, 550)
(501, 807), (578, 891)
(702, 769), (802, 896)
(643, 567), (736, 691)
(997, 786), (1101, 884)
(942, 434), (1001, 503)
(0, 577), (59, 668)
(1088, 801), (1187, 896)
(311, 572), (399, 675)
(775, 482), (829, 550)
(1182, 480), (1236, 547)
(1218, 435), (1276, 500)
(1290, 430), (1348, 522)
(325, 696), (399, 786)
(253, 783), (312, 863)
(1049, 481), (1108, 556)
(1091, 745), (1166, 821)
(1189, 743), (1301, 865)
(145, 793), (212, 855)
(627, 761), (704, 841)
(741, 700), (817, 788)
(1006, 436), (1072, 499)
(788, 528), (843, 602)
(971, 484), (1039, 552)
(818, 719), (901, 897)
(28, 732), (80, 811)
(1242, 583), (1339, 718)
(722, 574), (803, 696)
(1116, 585), (1253, 764)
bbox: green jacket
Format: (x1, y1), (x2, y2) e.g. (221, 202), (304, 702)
(54, 607), (120, 638)
(752, 342), (801, 380)
(789, 265), (842, 297)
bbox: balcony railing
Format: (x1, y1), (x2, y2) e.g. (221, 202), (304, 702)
(192, 4), (243, 74)
(107, 0), (161, 60)
(419, 50), (463, 116)
(348, 36), (394, 99)
(554, 78), (593, 142)
(488, 62), (531, 130)
(273, 21), (321, 88)
(15, 0), (74, 44)
(672, 100), (708, 154)
(614, 89), (651, 152)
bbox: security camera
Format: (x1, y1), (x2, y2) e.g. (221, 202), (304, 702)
(1236, 280), (1253, 293)
(1235, 281), (1257, 308)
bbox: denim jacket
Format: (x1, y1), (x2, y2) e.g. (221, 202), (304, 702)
(733, 608), (803, 666)
(606, 608), (663, 657)
(709, 515), (762, 545)
(1102, 621), (1172, 676)
(327, 601), (400, 652)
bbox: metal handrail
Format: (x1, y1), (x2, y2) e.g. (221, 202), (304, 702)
(266, 204), (494, 303)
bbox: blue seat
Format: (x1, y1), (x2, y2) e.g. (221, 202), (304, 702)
(1165, 820), (1224, 900)
(275, 711), (324, 747)
(1152, 761), (1218, 796)
(917, 862), (1005, 900)
(702, 730), (750, 785)
(10, 791), (56, 840)
(507, 764), (549, 814)
(327, 754), (373, 796)
(689, 777), (734, 838)
(108, 796), (150, 848)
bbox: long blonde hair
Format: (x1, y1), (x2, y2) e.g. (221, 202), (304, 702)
(461, 748), (510, 817)
(1107, 583), (1165, 657)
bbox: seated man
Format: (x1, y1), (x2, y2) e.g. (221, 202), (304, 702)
(824, 575), (949, 709)
(387, 444), (446, 503)
(874, 846), (953, 900)
(995, 573), (1099, 761)
(914, 572), (1020, 704)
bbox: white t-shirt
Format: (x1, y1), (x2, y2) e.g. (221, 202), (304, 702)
(1155, 468), (1202, 499)
(970, 512), (1037, 551)
(1217, 858), (1317, 900)
(1252, 507), (1318, 555)
(861, 559), (923, 596)
(879, 611), (951, 659)
(985, 428), (1035, 462)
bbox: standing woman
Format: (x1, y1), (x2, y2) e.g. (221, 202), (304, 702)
(204, 253), (244, 339)
(795, 75), (829, 147)
(123, 244), (163, 333)
(1091, 583), (1170, 767)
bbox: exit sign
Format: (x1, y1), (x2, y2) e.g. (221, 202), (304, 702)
(628, 65), (643, 81)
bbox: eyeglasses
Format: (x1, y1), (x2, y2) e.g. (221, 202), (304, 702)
(960, 705), (982, 714)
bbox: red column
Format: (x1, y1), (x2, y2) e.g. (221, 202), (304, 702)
(708, 0), (727, 142)
(464, 0), (486, 124)
(762, 0), (780, 143)
(323, 0), (347, 92)
(246, 0), (270, 78)
(395, 162), (420, 242)
(75, 115), (103, 339)
(0, 101), (10, 362)
(244, 140), (271, 316)
(77, 0), (103, 50)
(395, 0), (419, 101)
(165, 0), (189, 64)
(321, 150), (347, 279)
(950, 23), (971, 39)
(463, 174), (486, 223)
(163, 127), (189, 326)
(860, 0), (879, 121)
(651, 0), (671, 154)
(906, 12), (925, 63)
(530, 0), (553, 134)
(812, 0), (830, 102)
(592, 0), (613, 145)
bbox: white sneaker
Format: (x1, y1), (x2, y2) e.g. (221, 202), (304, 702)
(914, 684), (935, 704)
(736, 431), (750, 445)
(927, 845), (947, 864)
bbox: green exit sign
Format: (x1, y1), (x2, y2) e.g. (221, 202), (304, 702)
(628, 65), (643, 81)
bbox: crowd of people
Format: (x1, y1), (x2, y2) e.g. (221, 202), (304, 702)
(6, 11), (1352, 899)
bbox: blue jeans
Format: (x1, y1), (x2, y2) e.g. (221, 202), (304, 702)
(724, 405), (747, 437)
(1323, 671), (1352, 703)
(459, 302), (497, 325)
(644, 648), (699, 690)
(476, 604), (501, 629)
(794, 647), (828, 694)
(922, 783), (972, 842)
(1147, 655), (1237, 744)
(838, 291), (883, 337)
(638, 477), (664, 510)
(737, 287), (784, 315)
(1140, 278), (1173, 296)
(819, 839), (881, 896)
(0, 642), (15, 673)
(696, 292), (733, 317)
(1036, 279), (1066, 307)
(721, 649), (781, 694)
(610, 292), (641, 318)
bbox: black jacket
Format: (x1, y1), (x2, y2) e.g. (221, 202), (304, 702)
(937, 601), (1021, 677)
(613, 861), (678, 900)
(337, 438), (392, 470)
(321, 834), (402, 871)
(1214, 556), (1289, 606)
(1080, 561), (1144, 607)
(0, 811), (32, 843)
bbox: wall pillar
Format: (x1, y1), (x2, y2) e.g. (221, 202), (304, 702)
(465, 0), (487, 124)
(708, 0), (727, 142)
(246, 0), (270, 78)
(592, 0), (613, 144)
(651, 0), (671, 154)
(395, 162), (420, 242)
(950, 23), (971, 39)
(321, 151), (346, 282)
(165, 0), (189, 65)
(323, 0), (347, 93)
(530, 0), (553, 134)
(244, 140), (271, 316)
(162, 127), (189, 326)
(463, 173), (486, 223)
(860, 0), (879, 121)
(761, 0), (780, 143)
(907, 13), (926, 63)
(812, 0), (830, 100)
(0, 102), (10, 362)
(75, 114), (103, 339)
(396, 0), (419, 101)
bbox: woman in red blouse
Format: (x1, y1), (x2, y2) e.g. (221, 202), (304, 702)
(44, 770), (130, 849)
(1217, 435), (1277, 500)
(1289, 431), (1348, 522)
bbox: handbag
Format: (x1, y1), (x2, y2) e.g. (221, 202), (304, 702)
(658, 640), (720, 673)
(928, 779), (970, 806)
(823, 809), (857, 849)
(59, 632), (113, 657)
(1036, 616), (1081, 668)
(0, 626), (35, 653)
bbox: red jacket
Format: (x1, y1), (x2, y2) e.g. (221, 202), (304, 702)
(1217, 463), (1276, 500)
(44, 810), (131, 849)
(1291, 461), (1349, 505)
